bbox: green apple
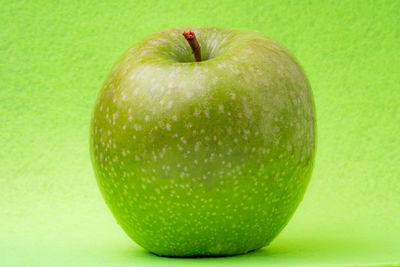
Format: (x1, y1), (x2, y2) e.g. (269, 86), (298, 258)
(90, 26), (315, 257)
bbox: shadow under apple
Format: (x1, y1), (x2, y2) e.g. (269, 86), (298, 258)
(117, 233), (391, 267)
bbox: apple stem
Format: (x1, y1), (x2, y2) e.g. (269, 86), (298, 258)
(182, 31), (202, 62)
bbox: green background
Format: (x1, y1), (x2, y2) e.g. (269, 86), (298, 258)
(1, 0), (399, 266)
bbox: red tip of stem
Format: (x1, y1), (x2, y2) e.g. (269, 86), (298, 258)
(182, 31), (195, 40)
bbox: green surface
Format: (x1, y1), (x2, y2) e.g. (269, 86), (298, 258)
(1, 0), (399, 266)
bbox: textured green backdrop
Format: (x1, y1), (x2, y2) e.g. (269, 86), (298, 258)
(1, 1), (399, 266)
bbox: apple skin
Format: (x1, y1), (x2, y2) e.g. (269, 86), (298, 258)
(90, 26), (315, 257)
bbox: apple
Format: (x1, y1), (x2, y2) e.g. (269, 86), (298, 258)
(90, 26), (315, 257)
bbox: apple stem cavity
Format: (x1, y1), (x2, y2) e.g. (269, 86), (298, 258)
(183, 31), (202, 62)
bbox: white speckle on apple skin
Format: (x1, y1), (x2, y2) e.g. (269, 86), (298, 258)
(90, 26), (315, 257)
